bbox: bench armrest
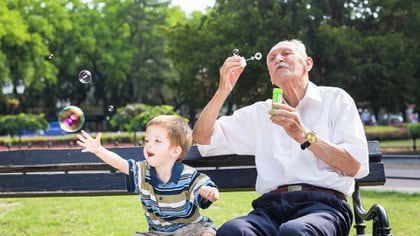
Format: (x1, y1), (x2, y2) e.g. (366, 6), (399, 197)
(352, 186), (392, 236)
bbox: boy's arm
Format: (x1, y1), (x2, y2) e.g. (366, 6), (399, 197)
(77, 130), (129, 174)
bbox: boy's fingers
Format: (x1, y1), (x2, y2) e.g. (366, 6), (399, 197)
(77, 134), (86, 142)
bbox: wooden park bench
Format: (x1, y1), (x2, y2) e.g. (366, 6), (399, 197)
(0, 141), (391, 235)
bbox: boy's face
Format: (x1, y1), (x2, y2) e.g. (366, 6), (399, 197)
(143, 125), (180, 167)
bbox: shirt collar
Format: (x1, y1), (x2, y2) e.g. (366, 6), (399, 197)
(303, 81), (322, 103)
(150, 162), (184, 186)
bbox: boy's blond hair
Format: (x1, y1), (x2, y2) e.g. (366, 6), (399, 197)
(146, 115), (192, 161)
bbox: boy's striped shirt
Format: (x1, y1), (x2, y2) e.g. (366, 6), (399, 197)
(126, 160), (216, 232)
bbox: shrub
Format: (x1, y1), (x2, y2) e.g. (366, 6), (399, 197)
(0, 113), (49, 137)
(408, 123), (420, 138)
(365, 125), (410, 140)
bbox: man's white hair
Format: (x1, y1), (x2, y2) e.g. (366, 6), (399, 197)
(266, 39), (308, 65)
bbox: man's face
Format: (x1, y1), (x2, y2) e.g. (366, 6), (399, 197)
(267, 43), (310, 85)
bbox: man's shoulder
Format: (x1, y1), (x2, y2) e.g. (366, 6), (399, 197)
(317, 85), (351, 98)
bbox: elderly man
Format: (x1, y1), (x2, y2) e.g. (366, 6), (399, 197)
(193, 39), (369, 235)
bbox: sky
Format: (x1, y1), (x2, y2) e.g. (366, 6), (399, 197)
(171, 0), (216, 14)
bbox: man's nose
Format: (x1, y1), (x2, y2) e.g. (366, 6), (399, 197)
(275, 54), (284, 63)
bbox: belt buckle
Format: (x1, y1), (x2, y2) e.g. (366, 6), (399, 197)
(287, 185), (302, 192)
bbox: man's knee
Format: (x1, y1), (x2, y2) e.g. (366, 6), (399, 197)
(217, 218), (252, 236)
(217, 219), (241, 235)
(278, 221), (313, 236)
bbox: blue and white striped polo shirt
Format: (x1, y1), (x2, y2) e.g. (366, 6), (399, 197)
(126, 160), (217, 233)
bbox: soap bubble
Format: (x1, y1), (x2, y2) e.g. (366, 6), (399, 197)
(107, 105), (114, 112)
(58, 105), (85, 132)
(232, 48), (240, 56)
(231, 49), (262, 62)
(78, 70), (92, 84)
(246, 52), (263, 61)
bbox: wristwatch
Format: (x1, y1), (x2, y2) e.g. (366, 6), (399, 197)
(300, 131), (317, 150)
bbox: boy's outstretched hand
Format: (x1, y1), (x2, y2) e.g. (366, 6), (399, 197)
(198, 185), (219, 202)
(77, 130), (102, 154)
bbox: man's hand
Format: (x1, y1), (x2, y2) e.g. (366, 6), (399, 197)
(77, 130), (102, 154)
(198, 185), (219, 202)
(269, 103), (307, 144)
(218, 56), (246, 94)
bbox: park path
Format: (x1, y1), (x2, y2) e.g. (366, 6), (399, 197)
(364, 155), (420, 193)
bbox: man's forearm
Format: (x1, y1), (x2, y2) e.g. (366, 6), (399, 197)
(193, 90), (229, 144)
(309, 137), (361, 177)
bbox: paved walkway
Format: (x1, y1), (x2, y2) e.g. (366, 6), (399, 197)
(363, 156), (420, 193)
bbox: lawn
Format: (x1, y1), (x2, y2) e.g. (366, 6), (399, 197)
(0, 190), (418, 235)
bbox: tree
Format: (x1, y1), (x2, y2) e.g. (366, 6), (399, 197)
(110, 103), (183, 142)
(0, 0), (58, 115)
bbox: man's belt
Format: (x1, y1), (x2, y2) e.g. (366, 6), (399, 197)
(272, 184), (346, 201)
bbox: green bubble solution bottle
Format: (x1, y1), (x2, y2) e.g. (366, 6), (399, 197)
(272, 88), (283, 104)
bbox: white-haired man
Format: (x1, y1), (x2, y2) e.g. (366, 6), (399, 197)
(193, 39), (369, 235)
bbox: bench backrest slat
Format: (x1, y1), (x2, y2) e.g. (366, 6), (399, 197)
(0, 141), (383, 197)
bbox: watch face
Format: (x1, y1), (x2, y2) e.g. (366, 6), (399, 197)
(306, 132), (317, 144)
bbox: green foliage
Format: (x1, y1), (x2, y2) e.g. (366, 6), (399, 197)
(0, 113), (49, 137)
(167, 0), (420, 119)
(408, 123), (420, 138)
(110, 104), (184, 132)
(364, 125), (410, 140)
(0, 0), (419, 124)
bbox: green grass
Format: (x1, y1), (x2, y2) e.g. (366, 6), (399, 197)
(0, 190), (418, 235)
(364, 125), (401, 133)
(379, 139), (413, 147)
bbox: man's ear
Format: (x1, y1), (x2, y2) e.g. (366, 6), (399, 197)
(305, 57), (313, 72)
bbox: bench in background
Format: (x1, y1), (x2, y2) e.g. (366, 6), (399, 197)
(0, 141), (391, 235)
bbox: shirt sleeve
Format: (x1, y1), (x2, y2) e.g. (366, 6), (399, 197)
(125, 159), (140, 193)
(330, 89), (369, 179)
(189, 171), (218, 209)
(198, 101), (269, 156)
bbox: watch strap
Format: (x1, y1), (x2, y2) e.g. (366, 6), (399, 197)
(300, 141), (311, 150)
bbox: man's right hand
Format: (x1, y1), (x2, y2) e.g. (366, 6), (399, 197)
(218, 56), (246, 94)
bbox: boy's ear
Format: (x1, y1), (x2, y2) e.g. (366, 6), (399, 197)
(171, 145), (182, 158)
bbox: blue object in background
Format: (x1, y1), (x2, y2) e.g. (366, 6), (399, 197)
(20, 121), (66, 136)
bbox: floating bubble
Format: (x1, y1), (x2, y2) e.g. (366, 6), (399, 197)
(58, 105), (85, 133)
(231, 49), (262, 62)
(232, 48), (240, 56)
(246, 52), (263, 61)
(48, 53), (54, 60)
(107, 105), (114, 112)
(78, 70), (92, 84)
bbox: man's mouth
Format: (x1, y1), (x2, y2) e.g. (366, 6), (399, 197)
(276, 63), (289, 70)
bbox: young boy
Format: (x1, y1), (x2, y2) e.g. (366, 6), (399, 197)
(77, 115), (219, 236)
